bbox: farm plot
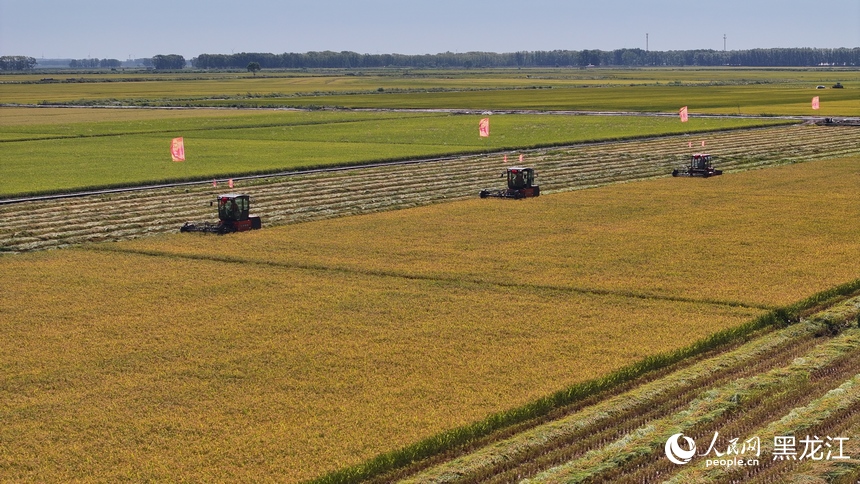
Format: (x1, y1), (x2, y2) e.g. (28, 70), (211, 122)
(1, 124), (859, 255)
(0, 242), (761, 483)
(399, 295), (860, 484)
(1, 144), (860, 482)
(220, 84), (860, 116)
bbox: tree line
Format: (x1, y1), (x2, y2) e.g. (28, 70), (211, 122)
(2, 48), (858, 71)
(0, 56), (38, 70)
(68, 58), (123, 69)
(192, 48), (860, 69)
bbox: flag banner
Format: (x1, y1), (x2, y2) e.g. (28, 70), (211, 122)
(688, 141), (692, 148)
(212, 179), (217, 187)
(479, 118), (490, 137)
(504, 154), (508, 163)
(702, 140), (706, 147)
(228, 179), (234, 188)
(679, 106), (689, 122)
(519, 154), (524, 163)
(812, 96), (820, 110)
(171, 137), (185, 162)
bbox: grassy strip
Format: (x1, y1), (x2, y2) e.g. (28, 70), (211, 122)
(311, 277), (860, 484)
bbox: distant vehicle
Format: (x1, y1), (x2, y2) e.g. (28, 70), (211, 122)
(672, 154), (723, 178)
(833, 82), (844, 88)
(816, 85), (826, 89)
(479, 167), (540, 199)
(820, 117), (860, 127)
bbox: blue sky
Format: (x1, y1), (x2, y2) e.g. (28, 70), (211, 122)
(1, 0), (858, 60)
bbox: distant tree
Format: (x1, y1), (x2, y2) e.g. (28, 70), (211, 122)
(100, 58), (122, 69)
(151, 54), (186, 70)
(0, 56), (37, 70)
(69, 58), (100, 69)
(247, 61), (261, 75)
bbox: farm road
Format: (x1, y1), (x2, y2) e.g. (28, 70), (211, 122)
(1, 124), (859, 253)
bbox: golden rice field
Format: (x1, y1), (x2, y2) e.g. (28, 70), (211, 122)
(2, 154), (859, 482)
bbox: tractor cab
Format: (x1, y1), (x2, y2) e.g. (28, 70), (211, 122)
(507, 167), (536, 190)
(691, 154), (710, 171)
(217, 194), (251, 222)
(480, 166), (540, 199)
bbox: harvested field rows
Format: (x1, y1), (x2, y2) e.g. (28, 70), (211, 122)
(397, 296), (860, 484)
(2, 124), (858, 253)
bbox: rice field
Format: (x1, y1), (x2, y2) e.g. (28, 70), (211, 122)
(2, 149), (859, 481)
(2, 67), (860, 482)
(2, 68), (858, 111)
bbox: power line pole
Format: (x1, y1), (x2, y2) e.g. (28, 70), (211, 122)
(646, 33), (649, 52)
(723, 34), (727, 51)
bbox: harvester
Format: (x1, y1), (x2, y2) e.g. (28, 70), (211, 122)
(180, 194), (262, 234)
(672, 154), (723, 178)
(479, 167), (540, 199)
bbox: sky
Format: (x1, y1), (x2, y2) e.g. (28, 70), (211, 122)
(1, 0), (858, 61)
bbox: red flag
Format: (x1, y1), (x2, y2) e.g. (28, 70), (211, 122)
(519, 154), (524, 163)
(679, 106), (689, 122)
(812, 96), (820, 110)
(504, 154), (508, 163)
(688, 141), (692, 148)
(212, 179), (217, 187)
(228, 179), (234, 188)
(479, 118), (490, 137)
(171, 137), (185, 162)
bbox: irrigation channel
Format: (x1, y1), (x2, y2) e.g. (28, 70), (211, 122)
(1, 123), (860, 253)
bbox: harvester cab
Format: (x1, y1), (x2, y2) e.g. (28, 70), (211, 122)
(672, 154), (723, 178)
(180, 194), (262, 234)
(479, 167), (540, 199)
